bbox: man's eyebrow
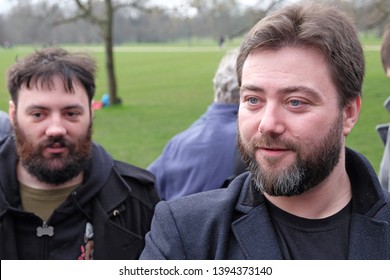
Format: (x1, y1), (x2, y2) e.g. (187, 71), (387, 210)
(278, 86), (321, 97)
(25, 104), (48, 111)
(241, 84), (321, 98)
(240, 84), (265, 93)
(63, 104), (85, 112)
(25, 104), (85, 112)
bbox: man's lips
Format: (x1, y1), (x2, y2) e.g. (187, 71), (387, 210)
(257, 146), (292, 157)
(46, 147), (66, 153)
(45, 143), (67, 154)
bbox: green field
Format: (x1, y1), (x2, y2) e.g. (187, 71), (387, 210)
(0, 42), (389, 173)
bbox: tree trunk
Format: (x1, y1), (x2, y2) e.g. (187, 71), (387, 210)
(104, 0), (121, 105)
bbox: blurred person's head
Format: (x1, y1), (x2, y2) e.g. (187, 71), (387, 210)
(213, 49), (240, 104)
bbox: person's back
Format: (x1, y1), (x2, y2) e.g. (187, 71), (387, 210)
(148, 49), (245, 200)
(379, 129), (390, 191)
(377, 98), (390, 191)
(0, 110), (12, 140)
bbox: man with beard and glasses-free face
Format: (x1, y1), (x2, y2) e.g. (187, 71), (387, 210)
(0, 47), (159, 260)
(140, 2), (390, 260)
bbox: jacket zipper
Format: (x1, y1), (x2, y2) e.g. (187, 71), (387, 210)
(36, 221), (54, 259)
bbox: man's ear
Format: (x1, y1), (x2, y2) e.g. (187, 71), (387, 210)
(343, 96), (361, 136)
(8, 100), (16, 126)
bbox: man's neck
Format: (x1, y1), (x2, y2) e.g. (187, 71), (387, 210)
(17, 162), (84, 190)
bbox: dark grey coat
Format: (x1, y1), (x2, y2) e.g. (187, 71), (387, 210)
(141, 148), (390, 259)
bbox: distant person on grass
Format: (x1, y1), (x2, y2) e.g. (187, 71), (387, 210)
(0, 47), (159, 259)
(147, 49), (246, 201)
(140, 2), (390, 260)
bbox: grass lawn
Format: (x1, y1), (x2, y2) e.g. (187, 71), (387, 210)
(0, 40), (389, 173)
(347, 47), (390, 172)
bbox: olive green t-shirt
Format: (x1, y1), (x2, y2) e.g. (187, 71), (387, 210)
(20, 183), (78, 221)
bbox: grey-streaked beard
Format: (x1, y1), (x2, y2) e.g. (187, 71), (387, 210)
(237, 113), (343, 196)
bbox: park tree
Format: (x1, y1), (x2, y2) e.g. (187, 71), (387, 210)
(225, 0), (287, 40)
(57, 0), (150, 105)
(354, 0), (390, 30)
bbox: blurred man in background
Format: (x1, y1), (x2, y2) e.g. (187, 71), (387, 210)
(148, 49), (245, 200)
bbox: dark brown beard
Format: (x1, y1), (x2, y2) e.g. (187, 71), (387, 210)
(14, 118), (93, 185)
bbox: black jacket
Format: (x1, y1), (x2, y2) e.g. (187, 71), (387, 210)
(0, 136), (159, 259)
(141, 148), (390, 259)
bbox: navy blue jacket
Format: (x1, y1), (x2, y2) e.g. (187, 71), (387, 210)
(140, 148), (390, 259)
(0, 111), (12, 141)
(148, 103), (242, 200)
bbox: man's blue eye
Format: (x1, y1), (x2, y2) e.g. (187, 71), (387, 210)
(290, 100), (300, 106)
(248, 97), (258, 104)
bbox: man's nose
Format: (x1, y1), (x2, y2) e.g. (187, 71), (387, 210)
(45, 117), (66, 137)
(257, 104), (286, 136)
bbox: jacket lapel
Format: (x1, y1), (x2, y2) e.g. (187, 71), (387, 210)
(232, 203), (283, 259)
(349, 214), (389, 259)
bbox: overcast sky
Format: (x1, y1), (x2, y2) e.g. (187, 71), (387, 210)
(0, 0), (270, 14)
(0, 0), (298, 15)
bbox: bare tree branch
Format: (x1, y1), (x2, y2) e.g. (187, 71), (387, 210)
(228, 0), (287, 39)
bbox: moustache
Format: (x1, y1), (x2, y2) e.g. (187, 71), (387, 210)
(250, 134), (298, 151)
(41, 137), (70, 149)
